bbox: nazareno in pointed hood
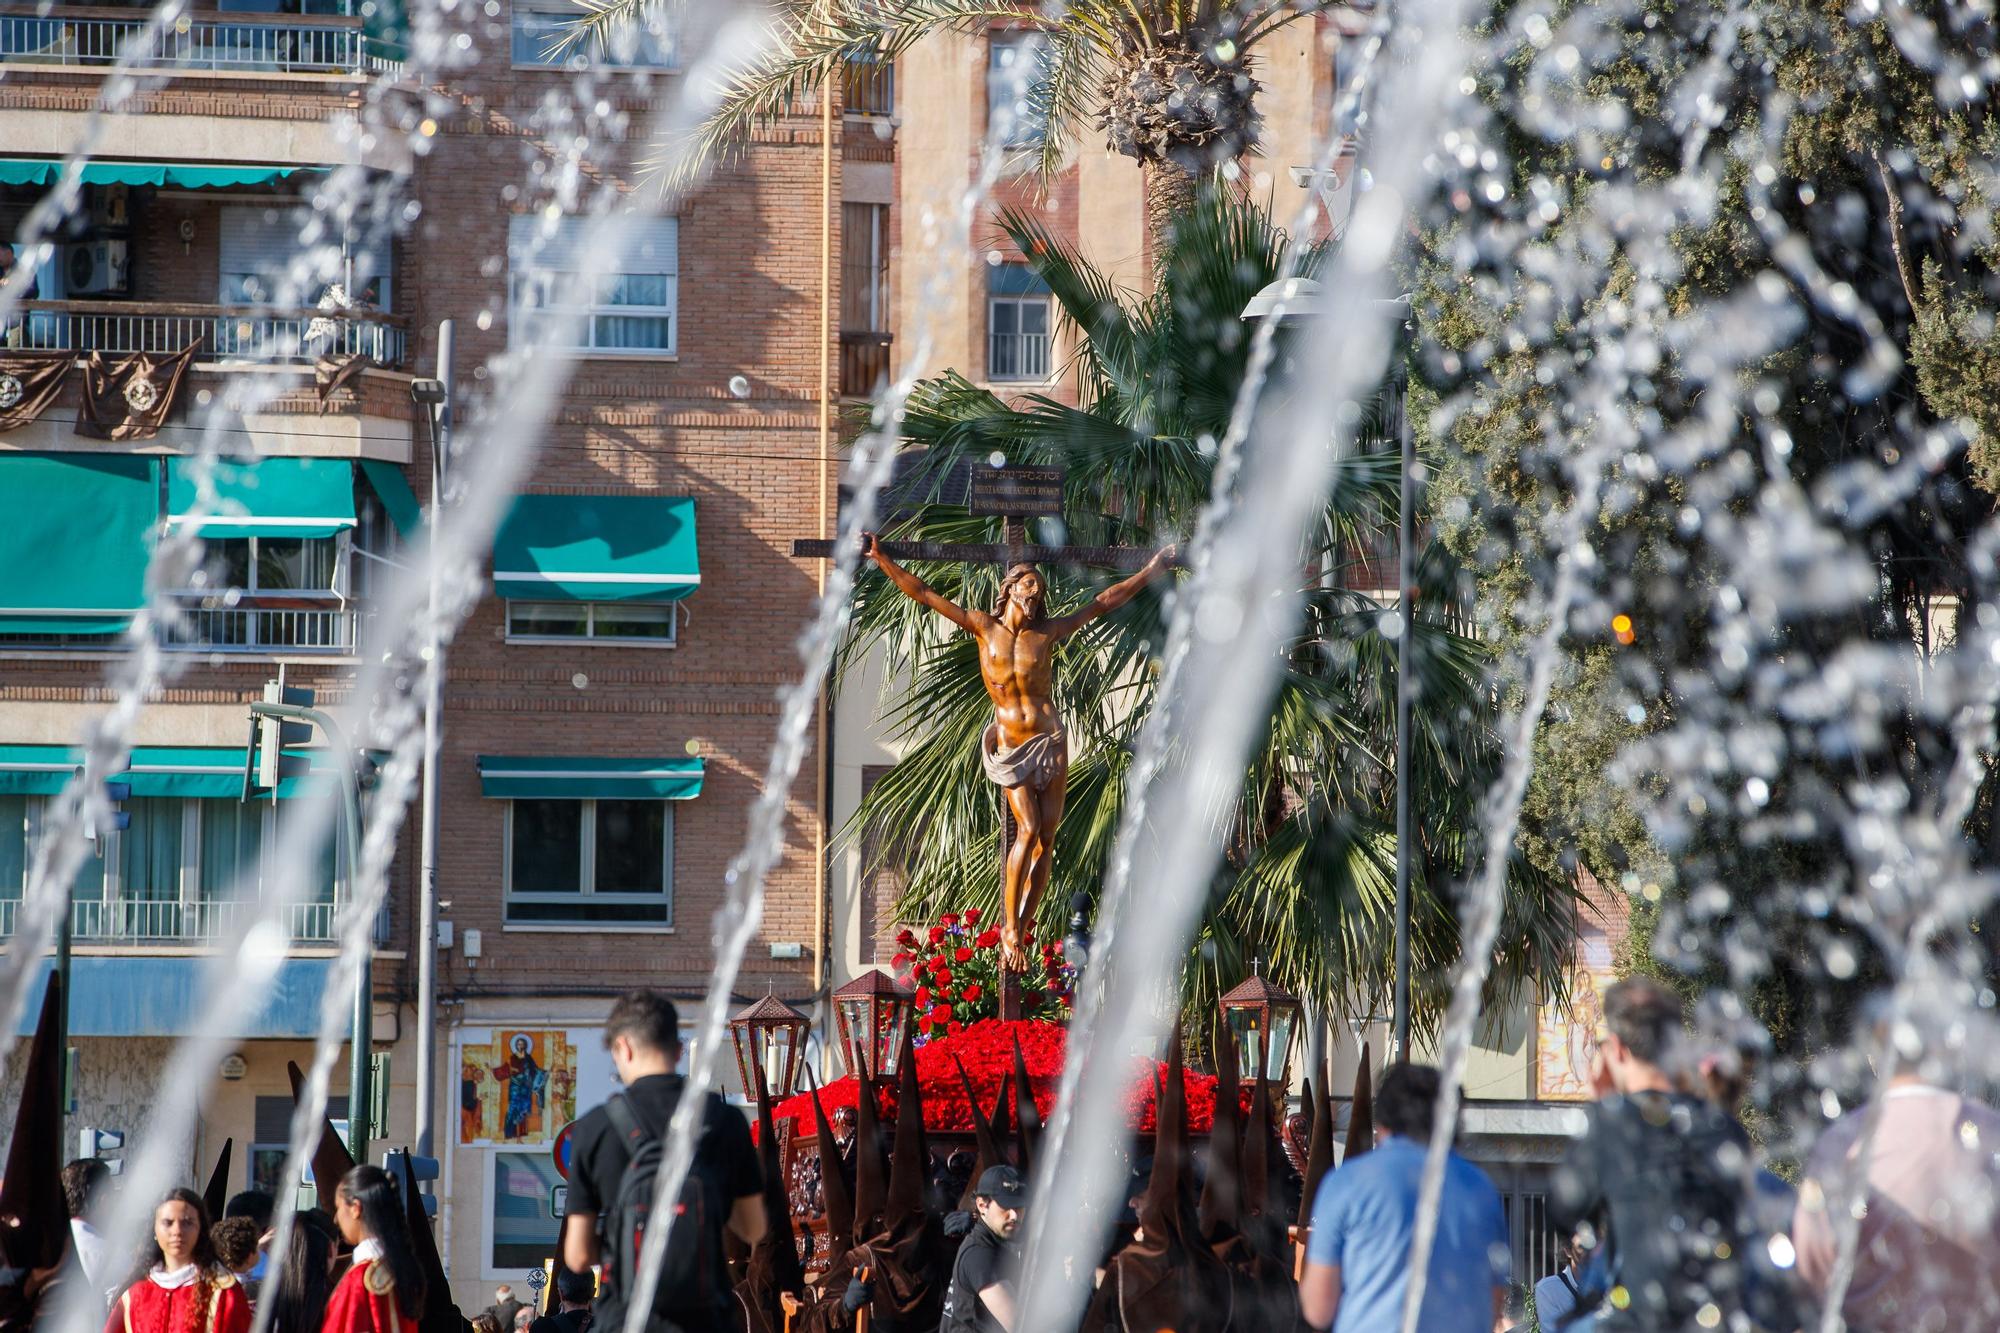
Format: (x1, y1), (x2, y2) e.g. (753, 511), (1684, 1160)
(953, 1060), (1006, 1211)
(1296, 1054), (1335, 1233)
(1136, 1026), (1197, 1249)
(396, 1147), (471, 1333)
(801, 1063), (854, 1256)
(1343, 1045), (1375, 1165)
(884, 1025), (930, 1228)
(1197, 1019), (1243, 1244)
(849, 1045), (890, 1241)
(1, 976), (70, 1273)
(745, 1049), (806, 1308)
(1010, 1034), (1040, 1175)
(203, 1138), (234, 1223)
(287, 1060), (357, 1216)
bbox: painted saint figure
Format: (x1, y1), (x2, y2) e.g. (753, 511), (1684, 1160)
(862, 532), (1175, 970)
(491, 1035), (549, 1140)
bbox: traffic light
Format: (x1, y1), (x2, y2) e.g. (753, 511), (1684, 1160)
(78, 1127), (125, 1174)
(248, 683), (314, 794)
(383, 1149), (441, 1218)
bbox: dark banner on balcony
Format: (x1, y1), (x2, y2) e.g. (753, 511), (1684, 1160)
(0, 352), (71, 433)
(75, 340), (201, 441)
(314, 352), (377, 412)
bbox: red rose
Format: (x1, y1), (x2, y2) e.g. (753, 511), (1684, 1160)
(941, 912), (960, 927)
(975, 929), (1001, 948)
(928, 926), (947, 944)
(918, 1016), (933, 1035)
(914, 985), (931, 1007)
(954, 947), (973, 963)
(962, 983), (983, 1003)
(897, 928), (917, 946)
(948, 1021), (964, 1035)
(934, 967), (953, 987)
(932, 1003), (953, 1021)
(964, 907), (982, 924)
(891, 951), (910, 969)
(928, 955), (950, 976)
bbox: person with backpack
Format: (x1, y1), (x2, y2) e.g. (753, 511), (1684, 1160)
(529, 1268), (597, 1333)
(561, 989), (766, 1333)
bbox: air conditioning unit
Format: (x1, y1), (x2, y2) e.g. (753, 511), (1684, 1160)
(89, 183), (130, 229)
(65, 240), (130, 295)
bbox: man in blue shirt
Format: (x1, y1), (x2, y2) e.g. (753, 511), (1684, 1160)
(1299, 1063), (1511, 1333)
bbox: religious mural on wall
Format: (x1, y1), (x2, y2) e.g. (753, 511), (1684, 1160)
(1536, 965), (1617, 1101)
(459, 1028), (578, 1145)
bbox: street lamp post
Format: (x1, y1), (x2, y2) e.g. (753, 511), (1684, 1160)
(410, 321), (454, 1164)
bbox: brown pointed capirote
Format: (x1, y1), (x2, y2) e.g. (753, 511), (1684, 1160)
(988, 1072), (1013, 1148)
(1009, 1035), (1039, 1175)
(801, 1063), (854, 1255)
(203, 1138), (234, 1222)
(749, 1045), (806, 1299)
(849, 1045), (889, 1240)
(1197, 1018), (1242, 1242)
(1344, 1043), (1374, 1164)
(0, 974), (70, 1273)
(396, 1146), (471, 1333)
(954, 1058), (1004, 1210)
(884, 1025), (929, 1227)
(1137, 1027), (1193, 1245)
(287, 1059), (357, 1214)
(1296, 1057), (1335, 1231)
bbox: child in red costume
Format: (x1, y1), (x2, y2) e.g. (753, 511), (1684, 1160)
(105, 1190), (250, 1333)
(325, 1164), (427, 1333)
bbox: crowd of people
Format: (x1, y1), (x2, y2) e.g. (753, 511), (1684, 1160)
(44, 980), (2000, 1333)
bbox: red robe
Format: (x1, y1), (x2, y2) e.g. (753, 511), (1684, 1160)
(322, 1257), (421, 1333)
(104, 1269), (250, 1333)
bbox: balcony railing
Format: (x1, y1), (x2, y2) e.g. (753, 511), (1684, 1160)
(839, 329), (892, 398)
(0, 7), (402, 76)
(164, 595), (358, 655)
(2, 301), (408, 368)
(0, 896), (374, 944)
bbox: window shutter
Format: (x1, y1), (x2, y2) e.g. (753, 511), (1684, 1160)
(218, 208), (392, 308)
(253, 1094), (349, 1143)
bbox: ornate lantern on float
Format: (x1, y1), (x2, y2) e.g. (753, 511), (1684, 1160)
(728, 990), (811, 1100)
(1220, 961), (1303, 1089)
(831, 968), (913, 1086)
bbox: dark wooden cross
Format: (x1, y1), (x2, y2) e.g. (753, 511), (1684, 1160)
(793, 465), (1175, 1019)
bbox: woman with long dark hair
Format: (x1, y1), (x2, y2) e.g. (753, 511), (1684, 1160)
(257, 1209), (338, 1333)
(104, 1189), (251, 1333)
(323, 1165), (426, 1333)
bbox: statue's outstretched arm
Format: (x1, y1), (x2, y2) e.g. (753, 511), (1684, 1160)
(862, 531), (983, 634)
(1048, 544), (1178, 639)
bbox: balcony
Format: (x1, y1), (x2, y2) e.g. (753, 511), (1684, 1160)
(839, 330), (893, 398)
(1, 301), (409, 368)
(164, 594), (359, 654)
(0, 7), (401, 76)
(0, 895), (379, 945)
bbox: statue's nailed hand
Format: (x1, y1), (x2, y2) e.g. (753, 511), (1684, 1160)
(860, 531), (884, 566)
(1150, 543), (1179, 573)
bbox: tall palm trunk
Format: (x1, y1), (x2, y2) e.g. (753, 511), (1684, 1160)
(1144, 160), (1199, 267)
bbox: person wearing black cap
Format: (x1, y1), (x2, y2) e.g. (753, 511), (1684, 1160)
(938, 1165), (1023, 1333)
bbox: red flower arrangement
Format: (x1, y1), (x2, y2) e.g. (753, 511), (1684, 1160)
(888, 906), (1073, 1037)
(762, 1019), (1235, 1139)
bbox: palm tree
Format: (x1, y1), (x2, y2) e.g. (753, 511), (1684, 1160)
(838, 190), (1580, 1034)
(564, 0), (1333, 250)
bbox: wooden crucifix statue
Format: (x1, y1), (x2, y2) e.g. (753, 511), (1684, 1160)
(858, 531), (1176, 971)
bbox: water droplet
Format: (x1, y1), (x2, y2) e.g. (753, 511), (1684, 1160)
(572, 673), (588, 690)
(987, 451), (1007, 468)
(729, 375), (752, 398)
(684, 739), (701, 756)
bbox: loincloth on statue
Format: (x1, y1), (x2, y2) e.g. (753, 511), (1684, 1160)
(980, 721), (1068, 792)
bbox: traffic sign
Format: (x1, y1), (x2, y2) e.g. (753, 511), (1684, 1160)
(549, 1184), (568, 1219)
(551, 1120), (576, 1180)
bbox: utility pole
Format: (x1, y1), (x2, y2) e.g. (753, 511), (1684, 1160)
(411, 321), (453, 1164)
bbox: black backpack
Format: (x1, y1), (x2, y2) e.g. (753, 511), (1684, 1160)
(600, 1088), (727, 1331)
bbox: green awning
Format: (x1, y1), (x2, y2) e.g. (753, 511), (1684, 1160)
(167, 457), (357, 538)
(492, 495), (699, 602)
(476, 755), (705, 801)
(0, 745), (337, 798)
(359, 460), (423, 538)
(0, 454), (159, 636)
(0, 160), (323, 189)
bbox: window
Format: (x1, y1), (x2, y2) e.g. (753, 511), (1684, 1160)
(511, 0), (676, 68)
(841, 203), (890, 334)
(505, 799), (672, 925)
(842, 52), (893, 117)
(506, 601), (677, 644)
(184, 536), (348, 651)
(986, 33), (1050, 149)
(987, 265), (1052, 382)
(218, 206), (393, 310)
(508, 215), (678, 355)
(250, 1095), (348, 1195)
(490, 1151), (565, 1270)
(204, 536), (343, 594)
